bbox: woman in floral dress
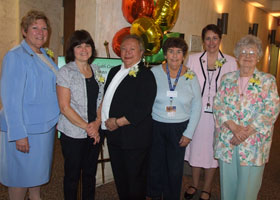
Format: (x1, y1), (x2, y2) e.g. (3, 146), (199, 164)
(213, 35), (280, 200)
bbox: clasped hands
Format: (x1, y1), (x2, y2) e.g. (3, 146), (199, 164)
(226, 120), (255, 146)
(86, 121), (100, 145)
(105, 117), (119, 132)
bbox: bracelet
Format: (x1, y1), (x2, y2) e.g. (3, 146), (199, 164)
(115, 118), (120, 127)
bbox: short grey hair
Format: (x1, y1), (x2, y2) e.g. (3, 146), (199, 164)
(234, 35), (263, 59)
(121, 34), (145, 52)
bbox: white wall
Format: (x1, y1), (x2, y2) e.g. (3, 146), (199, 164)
(76, 0), (279, 72)
(0, 0), (63, 65)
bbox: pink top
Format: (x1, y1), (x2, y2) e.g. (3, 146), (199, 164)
(184, 51), (238, 168)
(238, 77), (250, 99)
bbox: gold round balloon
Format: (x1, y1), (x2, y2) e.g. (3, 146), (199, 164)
(131, 17), (163, 56)
(153, 0), (180, 32)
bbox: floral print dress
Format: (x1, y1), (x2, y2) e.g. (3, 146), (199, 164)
(213, 69), (280, 166)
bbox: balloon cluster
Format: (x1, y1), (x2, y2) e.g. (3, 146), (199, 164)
(112, 0), (180, 63)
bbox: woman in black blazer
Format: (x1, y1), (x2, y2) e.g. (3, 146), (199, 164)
(101, 35), (157, 200)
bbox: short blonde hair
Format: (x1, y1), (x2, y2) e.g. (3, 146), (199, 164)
(21, 10), (50, 36)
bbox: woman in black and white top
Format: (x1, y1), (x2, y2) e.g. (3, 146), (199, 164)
(56, 30), (104, 200)
(101, 35), (157, 200)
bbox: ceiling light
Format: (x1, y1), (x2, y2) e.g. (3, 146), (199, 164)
(270, 12), (280, 17)
(249, 2), (264, 8)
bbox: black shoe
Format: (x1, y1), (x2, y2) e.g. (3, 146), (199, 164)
(184, 186), (198, 200)
(199, 191), (211, 200)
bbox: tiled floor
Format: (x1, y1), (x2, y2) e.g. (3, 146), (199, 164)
(0, 118), (280, 200)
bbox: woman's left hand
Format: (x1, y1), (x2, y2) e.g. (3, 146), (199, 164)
(105, 118), (119, 131)
(179, 136), (191, 147)
(16, 137), (30, 153)
(230, 125), (256, 145)
(87, 121), (99, 135)
(230, 136), (242, 146)
(245, 125), (256, 136)
(87, 121), (100, 145)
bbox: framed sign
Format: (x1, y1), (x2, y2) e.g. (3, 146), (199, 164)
(58, 56), (122, 78)
(189, 35), (203, 52)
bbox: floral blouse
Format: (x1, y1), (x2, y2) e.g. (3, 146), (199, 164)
(213, 69), (280, 166)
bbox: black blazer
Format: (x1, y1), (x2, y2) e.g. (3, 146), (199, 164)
(104, 62), (157, 149)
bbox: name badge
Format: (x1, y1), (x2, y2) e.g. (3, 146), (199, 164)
(166, 105), (176, 117)
(204, 105), (213, 113)
(167, 91), (177, 98)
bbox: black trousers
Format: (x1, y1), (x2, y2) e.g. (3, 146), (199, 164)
(146, 120), (189, 200)
(60, 132), (103, 200)
(107, 144), (150, 200)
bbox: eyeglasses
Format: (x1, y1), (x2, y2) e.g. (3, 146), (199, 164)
(240, 50), (257, 57)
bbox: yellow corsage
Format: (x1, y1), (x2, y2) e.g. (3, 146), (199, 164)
(214, 58), (226, 69)
(184, 70), (195, 80)
(45, 48), (54, 58)
(129, 65), (139, 77)
(249, 74), (261, 86)
(98, 76), (105, 83)
(94, 69), (105, 83)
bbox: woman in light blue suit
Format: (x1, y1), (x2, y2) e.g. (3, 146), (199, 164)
(0, 10), (59, 200)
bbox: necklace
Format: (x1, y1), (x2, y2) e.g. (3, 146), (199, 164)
(239, 76), (250, 97)
(206, 69), (215, 107)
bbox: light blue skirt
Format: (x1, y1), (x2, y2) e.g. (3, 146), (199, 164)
(0, 127), (55, 187)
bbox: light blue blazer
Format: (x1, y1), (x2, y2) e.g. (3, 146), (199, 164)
(0, 40), (60, 141)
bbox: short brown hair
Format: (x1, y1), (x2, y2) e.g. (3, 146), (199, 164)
(162, 37), (188, 57)
(21, 10), (50, 36)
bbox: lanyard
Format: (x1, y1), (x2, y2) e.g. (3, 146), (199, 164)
(206, 69), (215, 107)
(166, 64), (182, 104)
